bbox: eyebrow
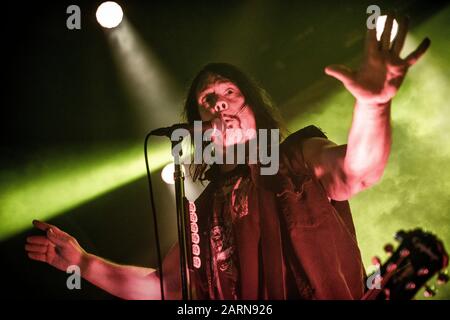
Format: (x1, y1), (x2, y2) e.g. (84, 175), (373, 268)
(198, 81), (237, 98)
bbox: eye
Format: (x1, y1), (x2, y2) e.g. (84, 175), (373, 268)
(204, 94), (214, 105)
(226, 89), (234, 95)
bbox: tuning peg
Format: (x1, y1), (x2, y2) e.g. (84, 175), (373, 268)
(371, 256), (381, 266)
(383, 243), (394, 256)
(394, 230), (406, 242)
(400, 248), (410, 257)
(405, 282), (416, 290)
(417, 268), (429, 276)
(386, 263), (397, 273)
(437, 272), (449, 285)
(423, 286), (436, 298)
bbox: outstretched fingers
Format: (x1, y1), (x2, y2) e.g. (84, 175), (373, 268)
(25, 243), (47, 254)
(27, 252), (47, 263)
(405, 38), (431, 66)
(380, 14), (394, 51)
(32, 220), (54, 232)
(25, 238), (49, 263)
(391, 16), (409, 55)
(364, 27), (378, 56)
(32, 219), (68, 246)
(26, 235), (49, 246)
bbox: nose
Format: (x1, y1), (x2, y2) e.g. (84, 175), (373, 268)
(214, 100), (228, 113)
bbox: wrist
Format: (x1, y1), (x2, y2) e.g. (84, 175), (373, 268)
(356, 99), (391, 111)
(79, 252), (94, 278)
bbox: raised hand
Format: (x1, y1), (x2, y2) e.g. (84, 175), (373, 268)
(25, 220), (87, 271)
(325, 15), (430, 105)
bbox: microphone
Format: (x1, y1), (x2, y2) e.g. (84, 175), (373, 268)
(149, 119), (222, 137)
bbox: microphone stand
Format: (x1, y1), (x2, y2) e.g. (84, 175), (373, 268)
(171, 137), (192, 300)
(150, 121), (217, 300)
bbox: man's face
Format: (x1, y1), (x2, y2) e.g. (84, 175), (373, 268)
(196, 76), (256, 146)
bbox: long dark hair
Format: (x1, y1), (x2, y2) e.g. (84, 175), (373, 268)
(183, 63), (286, 181)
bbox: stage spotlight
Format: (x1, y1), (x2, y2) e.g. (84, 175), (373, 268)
(161, 163), (186, 185)
(376, 15), (399, 42)
(96, 2), (123, 29)
(161, 163), (175, 184)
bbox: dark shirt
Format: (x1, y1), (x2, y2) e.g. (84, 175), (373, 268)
(189, 125), (366, 299)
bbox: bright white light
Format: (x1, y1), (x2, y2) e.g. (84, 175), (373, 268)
(161, 163), (186, 184)
(161, 163), (175, 184)
(96, 2), (123, 29)
(376, 15), (399, 42)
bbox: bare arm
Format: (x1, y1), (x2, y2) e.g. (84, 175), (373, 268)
(303, 102), (391, 200)
(304, 15), (429, 200)
(344, 100), (391, 191)
(80, 254), (160, 300)
(26, 220), (180, 300)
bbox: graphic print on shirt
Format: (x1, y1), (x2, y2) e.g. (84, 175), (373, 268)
(209, 173), (251, 299)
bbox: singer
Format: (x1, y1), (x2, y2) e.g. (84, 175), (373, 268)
(26, 15), (429, 299)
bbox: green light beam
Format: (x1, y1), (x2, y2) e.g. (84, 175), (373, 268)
(0, 141), (172, 241)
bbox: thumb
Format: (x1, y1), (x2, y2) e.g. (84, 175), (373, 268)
(325, 65), (354, 85)
(47, 228), (67, 246)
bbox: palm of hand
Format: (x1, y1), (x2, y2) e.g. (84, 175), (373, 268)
(46, 243), (73, 271)
(325, 15), (430, 105)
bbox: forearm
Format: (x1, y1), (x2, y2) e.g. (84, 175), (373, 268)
(80, 253), (161, 300)
(345, 100), (392, 186)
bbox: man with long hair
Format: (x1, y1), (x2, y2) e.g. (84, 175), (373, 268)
(26, 16), (429, 299)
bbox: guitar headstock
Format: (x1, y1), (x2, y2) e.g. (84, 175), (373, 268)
(364, 228), (448, 300)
